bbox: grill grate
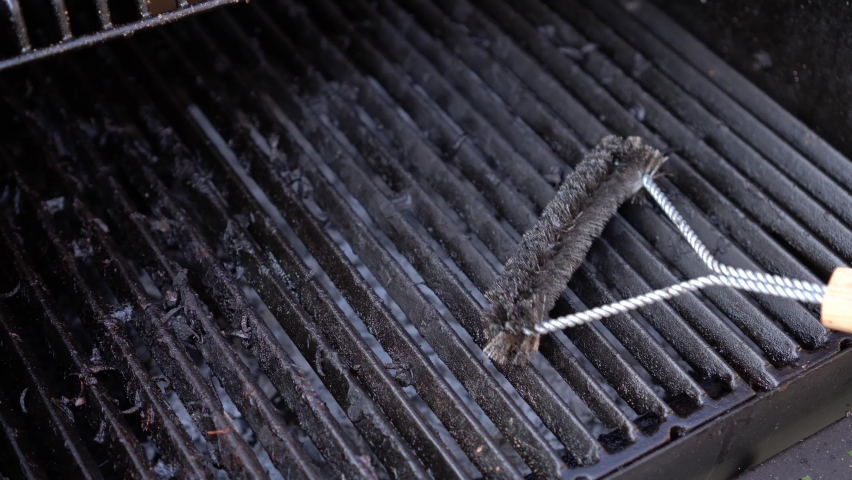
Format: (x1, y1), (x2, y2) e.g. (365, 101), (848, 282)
(0, 0), (239, 71)
(1, 0), (851, 478)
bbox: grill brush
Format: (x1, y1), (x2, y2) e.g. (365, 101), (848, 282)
(484, 135), (850, 365)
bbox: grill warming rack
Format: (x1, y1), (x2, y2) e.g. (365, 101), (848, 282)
(0, 0), (240, 71)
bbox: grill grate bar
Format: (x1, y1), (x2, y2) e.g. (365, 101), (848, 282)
(101, 59), (444, 480)
(0, 208), (156, 478)
(65, 68), (383, 479)
(429, 0), (830, 339)
(327, 0), (750, 398)
(75, 200), (291, 478)
(33, 63), (325, 477)
(381, 0), (801, 368)
(480, 0), (802, 362)
(6, 177), (211, 477)
(511, 0), (852, 267)
(93, 0), (112, 29)
(534, 336), (634, 436)
(257, 0), (674, 423)
(559, 0), (852, 232)
(371, 0), (709, 408)
(276, 98), (604, 462)
(188, 155), (456, 479)
(119, 40), (467, 476)
(424, 0), (827, 290)
(213, 3), (606, 468)
(49, 0), (73, 40)
(62, 45), (438, 479)
(0, 305), (104, 478)
(85, 170), (326, 480)
(0, 373), (50, 480)
(229, 3), (612, 466)
(587, 240), (772, 389)
(613, 0), (852, 193)
(201, 5), (631, 451)
(19, 90), (274, 475)
(154, 19), (540, 476)
(469, 0), (834, 349)
(466, 0), (846, 278)
(603, 218), (799, 367)
(295, 0), (739, 407)
(10, 86), (303, 476)
(185, 13), (572, 477)
(5, 0), (31, 53)
(453, 0), (815, 384)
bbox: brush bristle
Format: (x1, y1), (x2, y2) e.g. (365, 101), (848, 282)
(483, 331), (541, 365)
(482, 135), (667, 365)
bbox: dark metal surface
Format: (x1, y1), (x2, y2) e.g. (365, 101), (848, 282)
(0, 0), (850, 478)
(649, 0), (852, 168)
(608, 344), (852, 480)
(0, 214), (155, 478)
(738, 413), (852, 480)
(0, 0), (239, 71)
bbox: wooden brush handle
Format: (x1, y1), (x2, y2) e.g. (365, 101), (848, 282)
(821, 267), (852, 333)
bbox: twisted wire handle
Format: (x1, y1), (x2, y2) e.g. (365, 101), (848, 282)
(533, 175), (827, 335)
(642, 175), (826, 300)
(530, 273), (823, 334)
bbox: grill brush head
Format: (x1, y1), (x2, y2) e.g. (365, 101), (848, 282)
(482, 135), (667, 365)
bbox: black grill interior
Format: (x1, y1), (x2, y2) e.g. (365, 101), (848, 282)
(1, 0), (851, 479)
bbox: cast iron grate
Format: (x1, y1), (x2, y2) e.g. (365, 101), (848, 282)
(0, 0), (851, 478)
